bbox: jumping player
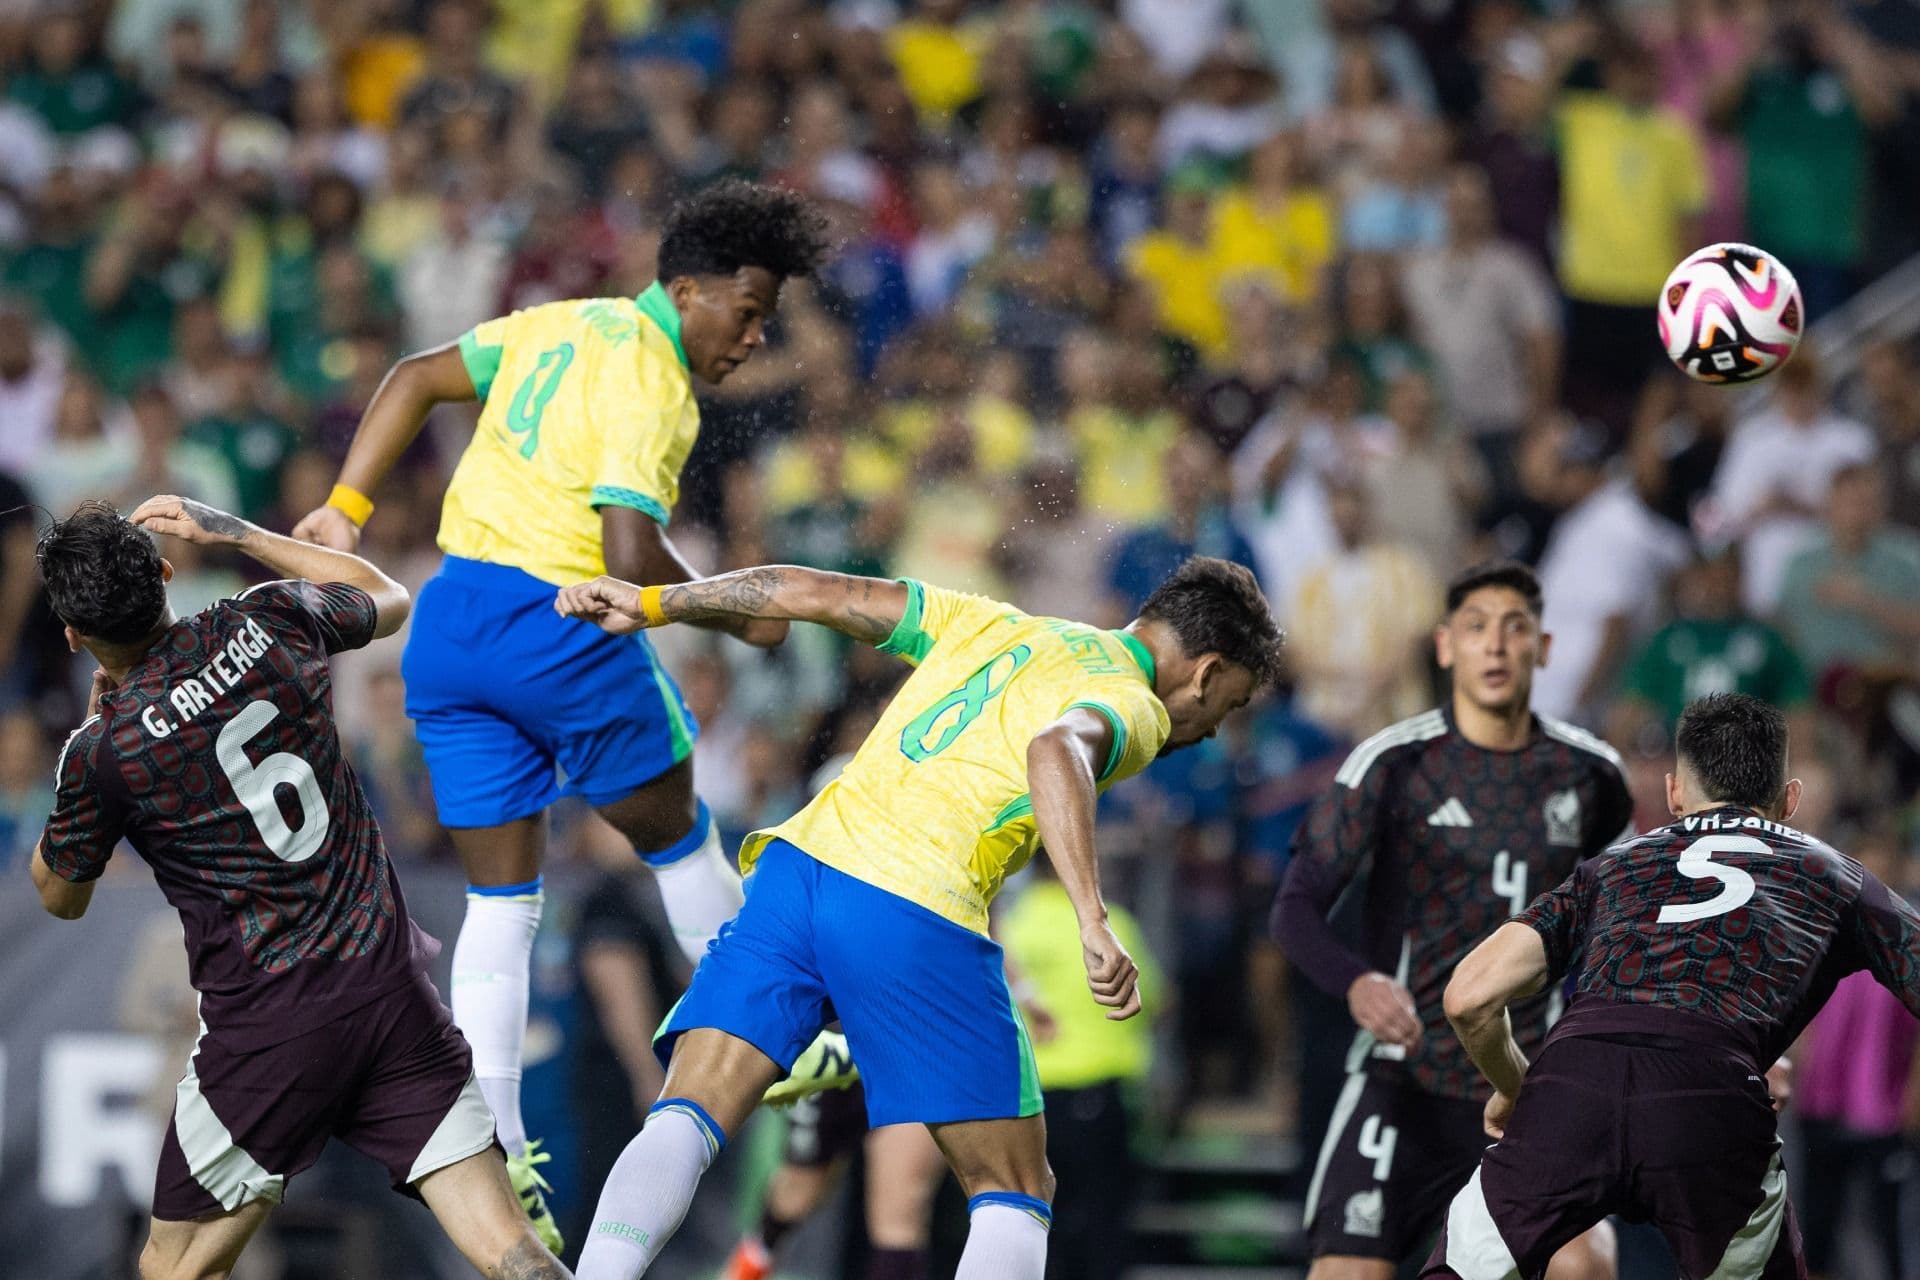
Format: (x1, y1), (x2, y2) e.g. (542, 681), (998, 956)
(552, 556), (1285, 1280)
(1425, 692), (1920, 1278)
(291, 180), (832, 1246)
(1273, 561), (1633, 1280)
(29, 496), (569, 1280)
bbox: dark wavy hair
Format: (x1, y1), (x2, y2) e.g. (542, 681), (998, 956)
(1676, 693), (1789, 809)
(1139, 557), (1286, 688)
(37, 501), (168, 644)
(656, 178), (832, 283)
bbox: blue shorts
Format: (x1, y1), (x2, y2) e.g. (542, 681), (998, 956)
(401, 556), (698, 827)
(657, 840), (1042, 1129)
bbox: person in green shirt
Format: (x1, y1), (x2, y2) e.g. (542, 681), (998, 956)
(1608, 544), (1813, 757)
(999, 859), (1165, 1280)
(182, 349), (303, 523)
(1777, 462), (1920, 676)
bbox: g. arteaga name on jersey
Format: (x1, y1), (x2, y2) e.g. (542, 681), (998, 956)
(141, 616), (275, 739)
(1679, 810), (1805, 840)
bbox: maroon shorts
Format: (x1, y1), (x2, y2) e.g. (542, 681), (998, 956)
(1304, 1071), (1489, 1262)
(152, 971), (497, 1221)
(1421, 1035), (1805, 1279)
(781, 1082), (869, 1169)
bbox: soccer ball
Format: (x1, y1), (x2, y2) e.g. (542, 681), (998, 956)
(1657, 243), (1803, 384)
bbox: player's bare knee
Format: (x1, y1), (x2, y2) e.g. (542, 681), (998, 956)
(1545, 1224), (1618, 1280)
(1307, 1256), (1396, 1280)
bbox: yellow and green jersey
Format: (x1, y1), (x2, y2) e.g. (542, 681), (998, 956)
(444, 284), (698, 587)
(741, 581), (1172, 934)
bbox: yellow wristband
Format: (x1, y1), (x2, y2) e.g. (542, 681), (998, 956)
(327, 484), (375, 527)
(637, 585), (670, 628)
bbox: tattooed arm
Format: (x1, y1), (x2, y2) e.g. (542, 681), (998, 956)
(555, 567), (910, 646)
(129, 495), (412, 639)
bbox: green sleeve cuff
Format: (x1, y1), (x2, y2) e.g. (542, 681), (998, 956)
(459, 330), (502, 402)
(590, 485), (670, 525)
(876, 578), (933, 665)
(1066, 701), (1128, 782)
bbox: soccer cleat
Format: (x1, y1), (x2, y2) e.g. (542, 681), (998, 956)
(506, 1141), (565, 1255)
(722, 1238), (774, 1280)
(761, 1030), (860, 1108)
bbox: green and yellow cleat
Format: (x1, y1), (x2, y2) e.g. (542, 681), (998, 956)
(506, 1140), (565, 1255)
(761, 1030), (860, 1109)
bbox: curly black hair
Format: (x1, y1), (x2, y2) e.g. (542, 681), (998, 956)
(1139, 557), (1286, 688)
(1445, 559), (1543, 617)
(656, 178), (832, 283)
(37, 501), (169, 645)
(1676, 692), (1789, 809)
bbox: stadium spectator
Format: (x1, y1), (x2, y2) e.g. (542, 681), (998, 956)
(1606, 545), (1814, 757)
(1364, 367), (1488, 578)
(1711, 351), (1877, 613)
(1776, 462), (1920, 678)
(1531, 418), (1691, 722)
(1285, 469), (1441, 738)
(1401, 163), (1561, 445)
(1555, 31), (1707, 432)
(1708, 3), (1897, 320)
(1105, 431), (1256, 616)
(0, 297), (64, 476)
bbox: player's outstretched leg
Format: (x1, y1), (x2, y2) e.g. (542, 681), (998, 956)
(930, 1116), (1055, 1280)
(139, 1201), (274, 1280)
(1545, 1222), (1618, 1280)
(577, 1029), (786, 1280)
(447, 816), (563, 1252)
(415, 1146), (572, 1278)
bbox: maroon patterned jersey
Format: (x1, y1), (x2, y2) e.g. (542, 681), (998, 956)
(39, 581), (434, 1048)
(1520, 806), (1920, 1070)
(1274, 707), (1636, 1099)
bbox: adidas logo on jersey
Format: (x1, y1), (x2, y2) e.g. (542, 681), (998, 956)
(1427, 798), (1474, 827)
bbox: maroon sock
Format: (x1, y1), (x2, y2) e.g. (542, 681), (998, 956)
(866, 1246), (929, 1280)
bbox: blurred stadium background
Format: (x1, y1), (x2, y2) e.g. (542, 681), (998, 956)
(0, 0), (1916, 1277)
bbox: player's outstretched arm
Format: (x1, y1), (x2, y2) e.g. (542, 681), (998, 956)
(603, 508), (789, 648)
(1028, 708), (1142, 1021)
(1443, 921), (1551, 1115)
(555, 567), (909, 646)
(290, 344), (475, 551)
(131, 496), (411, 640)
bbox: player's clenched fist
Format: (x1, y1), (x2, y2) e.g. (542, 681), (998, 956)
(130, 495), (253, 547)
(291, 504), (362, 551)
(555, 576), (650, 634)
(1081, 920), (1142, 1021)
(1348, 971), (1422, 1051)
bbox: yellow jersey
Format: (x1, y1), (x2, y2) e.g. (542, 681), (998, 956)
(445, 284), (698, 587)
(741, 581), (1172, 934)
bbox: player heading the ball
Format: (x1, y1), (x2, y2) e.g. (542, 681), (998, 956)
(553, 558), (1283, 1280)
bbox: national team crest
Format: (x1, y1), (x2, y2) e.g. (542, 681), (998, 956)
(1345, 1189), (1385, 1238)
(1545, 789), (1581, 846)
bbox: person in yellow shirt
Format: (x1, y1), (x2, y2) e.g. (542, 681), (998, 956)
(1555, 35), (1707, 429)
(1000, 858), (1164, 1280)
(555, 556), (1284, 1280)
(1211, 131), (1339, 310)
(1126, 166), (1230, 359)
(289, 180), (829, 1252)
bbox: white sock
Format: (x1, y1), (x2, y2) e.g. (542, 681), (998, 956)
(577, 1100), (725, 1280)
(643, 803), (744, 967)
(450, 880), (543, 1157)
(956, 1195), (1051, 1280)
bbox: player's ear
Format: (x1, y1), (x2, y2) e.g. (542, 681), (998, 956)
(159, 558), (175, 584)
(1432, 622), (1453, 669)
(1534, 628), (1551, 669)
(1779, 777), (1803, 823)
(665, 275), (700, 312)
(1191, 652), (1222, 702)
(1664, 771), (1684, 818)
(63, 624), (81, 655)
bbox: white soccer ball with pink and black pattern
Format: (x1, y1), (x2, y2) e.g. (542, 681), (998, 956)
(1657, 243), (1804, 384)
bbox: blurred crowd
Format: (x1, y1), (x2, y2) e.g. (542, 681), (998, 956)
(2, 0), (1920, 1271)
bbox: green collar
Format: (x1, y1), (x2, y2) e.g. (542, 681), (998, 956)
(635, 282), (689, 369)
(1114, 629), (1157, 687)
